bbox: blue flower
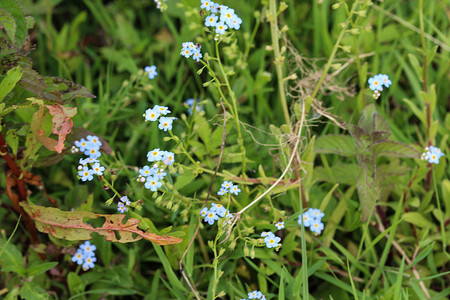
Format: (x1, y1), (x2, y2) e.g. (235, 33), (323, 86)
(147, 148), (163, 162)
(205, 14), (218, 27)
(117, 202), (128, 213)
(86, 135), (102, 147)
(82, 255), (97, 270)
(181, 42), (201, 59)
(298, 212), (313, 227)
(217, 188), (227, 196)
(91, 163), (105, 176)
(144, 176), (162, 191)
(84, 145), (101, 159)
(155, 168), (167, 179)
(377, 74), (392, 88)
(85, 157), (99, 164)
(368, 75), (383, 91)
(229, 184), (241, 195)
(72, 250), (84, 265)
(248, 290), (263, 299)
(158, 117), (176, 131)
(145, 65), (158, 79)
(209, 2), (218, 13)
(80, 241), (96, 255)
(215, 22), (228, 34)
(220, 8), (237, 27)
(422, 146), (444, 164)
(307, 208), (325, 220)
(120, 196), (131, 206)
(192, 51), (203, 62)
(154, 105), (171, 116)
(161, 151), (175, 166)
(200, 207), (209, 218)
(310, 220), (324, 234)
(204, 210), (220, 225)
(264, 234), (281, 248)
(78, 166), (94, 182)
(74, 138), (89, 152)
(275, 221), (285, 230)
(261, 231), (275, 238)
(221, 181), (232, 190)
(200, 0), (213, 11)
(210, 203), (227, 217)
(229, 16), (242, 30)
(139, 165), (157, 177)
(79, 158), (89, 166)
(144, 108), (161, 122)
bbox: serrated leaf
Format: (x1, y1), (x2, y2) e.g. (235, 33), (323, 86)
(0, 66), (23, 102)
(314, 163), (360, 185)
(368, 141), (420, 158)
(357, 167), (380, 222)
(0, 239), (25, 276)
(314, 134), (355, 156)
(20, 282), (48, 300)
(43, 76), (96, 103)
(25, 16), (35, 30)
(0, 0), (26, 47)
(0, 8), (16, 43)
(402, 212), (435, 229)
(21, 203), (183, 245)
(45, 104), (77, 153)
(25, 262), (58, 277)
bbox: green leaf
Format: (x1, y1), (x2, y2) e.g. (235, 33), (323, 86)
(0, 8), (16, 43)
(301, 135), (315, 188)
(20, 282), (49, 300)
(319, 247), (344, 266)
(25, 262), (58, 277)
(402, 212), (435, 229)
(0, 239), (25, 276)
(314, 134), (355, 156)
(173, 171), (197, 190)
(0, 66), (23, 102)
(402, 98), (426, 126)
(0, 0), (26, 47)
(406, 243), (435, 270)
(25, 15), (35, 30)
(407, 53), (422, 81)
(21, 203), (182, 245)
(67, 272), (85, 296)
(356, 167), (380, 223)
(5, 129), (19, 155)
(368, 141), (420, 158)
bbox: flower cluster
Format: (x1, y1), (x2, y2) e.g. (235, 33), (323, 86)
(137, 151), (174, 191)
(144, 65), (158, 79)
(368, 73), (391, 99)
(201, 0), (242, 38)
(217, 180), (241, 196)
(117, 196), (131, 213)
(200, 203), (233, 225)
(71, 241), (97, 271)
(180, 42), (203, 62)
(298, 208), (325, 235)
(421, 146), (444, 164)
(184, 98), (203, 115)
(241, 290), (266, 300)
(73, 135), (105, 182)
(143, 105), (177, 131)
(261, 231), (281, 249)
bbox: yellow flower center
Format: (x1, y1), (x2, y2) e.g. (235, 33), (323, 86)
(269, 239), (274, 243)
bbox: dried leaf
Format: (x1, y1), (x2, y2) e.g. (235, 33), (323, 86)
(21, 203), (183, 245)
(45, 104), (77, 153)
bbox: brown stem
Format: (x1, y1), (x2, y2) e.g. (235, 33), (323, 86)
(0, 132), (42, 249)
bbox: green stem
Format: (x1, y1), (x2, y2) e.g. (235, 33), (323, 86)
(269, 0), (290, 125)
(311, 0), (362, 99)
(299, 181), (309, 298)
(102, 177), (121, 198)
(169, 130), (198, 166)
(419, 0), (428, 92)
(214, 41), (247, 176)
